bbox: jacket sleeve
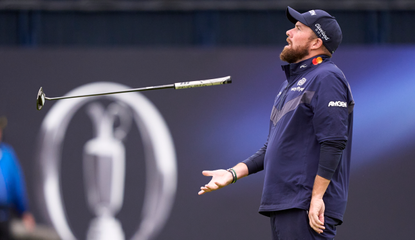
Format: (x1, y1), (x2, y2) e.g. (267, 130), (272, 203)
(242, 140), (267, 174)
(317, 140), (346, 180)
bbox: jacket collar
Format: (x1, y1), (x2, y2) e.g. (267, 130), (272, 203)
(281, 55), (330, 82)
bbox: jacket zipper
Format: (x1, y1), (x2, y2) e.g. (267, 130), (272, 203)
(277, 80), (296, 110)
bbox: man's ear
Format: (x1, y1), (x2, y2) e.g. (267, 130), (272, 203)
(311, 38), (324, 50)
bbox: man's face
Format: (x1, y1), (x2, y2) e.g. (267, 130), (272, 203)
(280, 21), (316, 63)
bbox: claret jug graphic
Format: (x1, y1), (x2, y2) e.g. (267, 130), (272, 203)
(83, 102), (131, 240)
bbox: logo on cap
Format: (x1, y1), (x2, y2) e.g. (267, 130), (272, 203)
(315, 23), (330, 41)
(309, 10), (316, 16)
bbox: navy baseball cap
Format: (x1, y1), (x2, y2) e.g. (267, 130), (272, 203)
(286, 6), (342, 54)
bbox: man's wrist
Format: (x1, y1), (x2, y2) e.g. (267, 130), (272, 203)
(311, 175), (331, 199)
(227, 168), (237, 183)
(311, 194), (324, 200)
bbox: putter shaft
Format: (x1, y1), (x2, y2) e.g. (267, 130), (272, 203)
(45, 83), (175, 101)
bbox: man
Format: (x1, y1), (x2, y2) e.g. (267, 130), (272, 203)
(0, 116), (35, 239)
(199, 6), (354, 240)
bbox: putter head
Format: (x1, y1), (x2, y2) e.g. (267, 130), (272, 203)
(36, 87), (46, 110)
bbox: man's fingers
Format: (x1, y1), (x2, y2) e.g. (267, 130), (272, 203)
(205, 182), (221, 190)
(198, 187), (208, 195)
(198, 182), (220, 195)
(309, 213), (325, 234)
(202, 170), (214, 176)
(319, 212), (325, 224)
(198, 186), (210, 195)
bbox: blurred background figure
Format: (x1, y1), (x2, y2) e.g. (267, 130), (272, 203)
(0, 116), (35, 240)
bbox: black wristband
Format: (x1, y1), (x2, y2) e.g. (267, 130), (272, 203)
(227, 168), (237, 184)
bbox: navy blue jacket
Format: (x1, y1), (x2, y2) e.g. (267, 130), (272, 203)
(243, 55), (354, 222)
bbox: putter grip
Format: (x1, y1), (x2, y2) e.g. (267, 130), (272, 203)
(174, 76), (231, 89)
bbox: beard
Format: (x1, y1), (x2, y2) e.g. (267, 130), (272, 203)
(280, 41), (310, 64)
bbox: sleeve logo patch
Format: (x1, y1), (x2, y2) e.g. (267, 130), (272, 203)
(328, 101), (347, 107)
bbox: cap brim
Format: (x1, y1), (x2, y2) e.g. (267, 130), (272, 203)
(286, 6), (306, 25)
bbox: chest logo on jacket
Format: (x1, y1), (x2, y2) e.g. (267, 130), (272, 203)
(297, 78), (307, 86)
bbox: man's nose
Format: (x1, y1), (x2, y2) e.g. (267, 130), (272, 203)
(286, 28), (293, 37)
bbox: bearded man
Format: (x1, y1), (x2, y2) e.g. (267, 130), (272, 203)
(199, 6), (354, 240)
